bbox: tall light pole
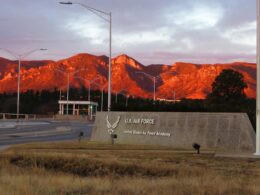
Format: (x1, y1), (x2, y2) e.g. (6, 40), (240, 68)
(92, 83), (106, 112)
(136, 72), (159, 104)
(172, 90), (176, 103)
(116, 89), (129, 107)
(92, 84), (106, 112)
(74, 76), (100, 101)
(256, 0), (260, 155)
(55, 68), (86, 115)
(59, 88), (62, 100)
(137, 71), (176, 104)
(88, 78), (100, 101)
(0, 48), (47, 120)
(75, 76), (105, 111)
(59, 1), (112, 111)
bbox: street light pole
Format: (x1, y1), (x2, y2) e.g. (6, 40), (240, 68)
(59, 88), (62, 100)
(88, 84), (90, 101)
(17, 58), (21, 119)
(126, 95), (129, 107)
(255, 0), (260, 155)
(59, 1), (112, 111)
(55, 68), (87, 115)
(116, 89), (128, 106)
(137, 71), (176, 104)
(153, 77), (156, 103)
(173, 90), (176, 103)
(136, 72), (158, 104)
(108, 12), (112, 111)
(0, 48), (47, 120)
(75, 77), (99, 101)
(74, 76), (104, 111)
(96, 85), (106, 112)
(88, 77), (100, 101)
(67, 73), (70, 115)
(101, 88), (104, 112)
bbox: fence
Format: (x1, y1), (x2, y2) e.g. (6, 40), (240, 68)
(0, 113), (95, 121)
(0, 113), (37, 120)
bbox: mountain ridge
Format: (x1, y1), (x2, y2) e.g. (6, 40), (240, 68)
(0, 53), (256, 100)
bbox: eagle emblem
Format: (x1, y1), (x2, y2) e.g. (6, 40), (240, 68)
(106, 115), (121, 134)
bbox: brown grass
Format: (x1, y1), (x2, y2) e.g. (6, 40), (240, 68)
(0, 141), (260, 195)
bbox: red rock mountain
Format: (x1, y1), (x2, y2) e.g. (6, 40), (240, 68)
(0, 53), (256, 100)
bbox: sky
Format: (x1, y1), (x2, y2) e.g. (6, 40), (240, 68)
(0, 0), (257, 65)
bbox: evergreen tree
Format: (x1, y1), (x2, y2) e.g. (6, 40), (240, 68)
(207, 69), (247, 102)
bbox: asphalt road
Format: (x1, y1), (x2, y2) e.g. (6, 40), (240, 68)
(0, 120), (93, 147)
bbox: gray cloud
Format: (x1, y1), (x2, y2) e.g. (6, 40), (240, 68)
(0, 0), (257, 64)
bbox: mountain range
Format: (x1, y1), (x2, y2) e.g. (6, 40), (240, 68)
(0, 53), (256, 100)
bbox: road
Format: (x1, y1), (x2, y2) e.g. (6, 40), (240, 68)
(0, 120), (93, 147)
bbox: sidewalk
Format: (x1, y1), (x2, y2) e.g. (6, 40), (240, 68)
(215, 152), (260, 159)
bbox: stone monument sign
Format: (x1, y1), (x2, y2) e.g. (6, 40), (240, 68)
(91, 112), (256, 152)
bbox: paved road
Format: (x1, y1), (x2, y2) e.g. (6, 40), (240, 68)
(0, 120), (93, 147)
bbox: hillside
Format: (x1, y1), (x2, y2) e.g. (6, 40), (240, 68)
(0, 53), (256, 99)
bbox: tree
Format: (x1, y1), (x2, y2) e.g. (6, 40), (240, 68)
(207, 69), (247, 102)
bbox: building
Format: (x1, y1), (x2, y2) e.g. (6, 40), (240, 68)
(58, 100), (98, 119)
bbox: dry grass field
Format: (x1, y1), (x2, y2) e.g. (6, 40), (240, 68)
(0, 141), (260, 195)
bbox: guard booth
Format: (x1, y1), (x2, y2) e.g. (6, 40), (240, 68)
(58, 100), (98, 119)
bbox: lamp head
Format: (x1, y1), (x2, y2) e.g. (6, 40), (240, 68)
(59, 1), (73, 5)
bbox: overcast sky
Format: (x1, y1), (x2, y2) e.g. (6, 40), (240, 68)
(0, 0), (257, 65)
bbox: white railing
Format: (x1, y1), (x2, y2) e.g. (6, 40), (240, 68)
(0, 113), (96, 121)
